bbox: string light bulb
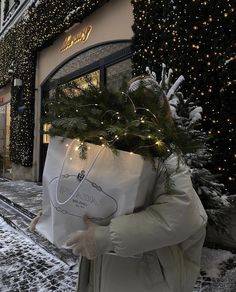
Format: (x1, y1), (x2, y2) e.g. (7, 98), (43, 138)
(155, 140), (163, 146)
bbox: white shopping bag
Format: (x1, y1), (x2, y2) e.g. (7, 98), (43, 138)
(36, 136), (157, 248)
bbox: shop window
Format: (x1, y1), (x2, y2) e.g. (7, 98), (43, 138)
(72, 70), (100, 91)
(106, 58), (132, 91)
(49, 42), (130, 84)
(43, 123), (51, 144)
(40, 41), (132, 180)
(43, 42), (132, 144)
(0, 102), (12, 178)
(44, 71), (100, 144)
(58, 70), (100, 98)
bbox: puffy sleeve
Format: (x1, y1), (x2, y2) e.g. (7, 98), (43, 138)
(109, 154), (207, 257)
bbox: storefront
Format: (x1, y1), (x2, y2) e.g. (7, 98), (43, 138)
(0, 84), (11, 179)
(34, 0), (134, 180)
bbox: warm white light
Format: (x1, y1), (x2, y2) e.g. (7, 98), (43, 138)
(155, 140), (163, 146)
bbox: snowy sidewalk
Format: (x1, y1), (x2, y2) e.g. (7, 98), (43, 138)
(0, 179), (42, 215)
(194, 248), (236, 292)
(1, 180), (236, 291)
(0, 217), (77, 292)
(0, 180), (77, 265)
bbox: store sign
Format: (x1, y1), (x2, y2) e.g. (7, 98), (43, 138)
(60, 25), (92, 53)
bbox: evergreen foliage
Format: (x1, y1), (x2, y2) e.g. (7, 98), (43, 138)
(166, 65), (232, 235)
(186, 150), (231, 235)
(44, 76), (198, 162)
(45, 63), (232, 234)
(131, 0), (236, 193)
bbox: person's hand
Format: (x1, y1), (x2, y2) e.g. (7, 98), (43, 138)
(65, 216), (113, 260)
(29, 210), (42, 232)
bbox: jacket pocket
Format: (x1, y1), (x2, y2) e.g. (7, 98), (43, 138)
(156, 246), (186, 292)
(136, 251), (165, 290)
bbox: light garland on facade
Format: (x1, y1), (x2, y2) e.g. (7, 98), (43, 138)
(0, 0), (235, 191)
(0, 0), (110, 167)
(131, 0), (236, 191)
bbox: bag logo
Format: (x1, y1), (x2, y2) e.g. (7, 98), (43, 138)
(77, 170), (85, 182)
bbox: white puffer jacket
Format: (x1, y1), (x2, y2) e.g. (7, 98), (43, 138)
(77, 154), (207, 292)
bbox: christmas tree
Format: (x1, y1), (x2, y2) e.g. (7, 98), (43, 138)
(131, 0), (236, 194)
(44, 64), (231, 233)
(154, 64), (231, 234)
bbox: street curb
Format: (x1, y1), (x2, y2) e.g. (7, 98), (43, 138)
(0, 193), (35, 219)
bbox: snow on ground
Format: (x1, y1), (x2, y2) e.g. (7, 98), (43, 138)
(0, 180), (42, 214)
(0, 217), (78, 291)
(1, 180), (236, 291)
(194, 247), (236, 292)
(201, 247), (235, 279)
(1, 218), (236, 291)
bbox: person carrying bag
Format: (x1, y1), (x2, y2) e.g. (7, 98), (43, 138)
(30, 71), (207, 292)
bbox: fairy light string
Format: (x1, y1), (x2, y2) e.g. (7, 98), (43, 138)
(0, 0), (234, 190)
(131, 0), (236, 190)
(45, 67), (198, 164)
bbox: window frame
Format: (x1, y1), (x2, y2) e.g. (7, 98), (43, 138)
(39, 41), (132, 181)
(42, 40), (132, 92)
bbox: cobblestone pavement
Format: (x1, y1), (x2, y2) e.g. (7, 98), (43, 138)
(0, 181), (77, 266)
(200, 253), (236, 292)
(0, 217), (78, 292)
(0, 180), (42, 214)
(0, 207), (205, 292)
(1, 180), (236, 291)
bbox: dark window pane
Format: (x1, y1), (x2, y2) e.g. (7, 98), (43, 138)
(50, 42), (131, 83)
(106, 59), (132, 91)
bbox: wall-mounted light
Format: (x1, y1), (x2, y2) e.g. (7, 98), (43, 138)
(14, 78), (25, 113)
(8, 61), (15, 76)
(14, 78), (23, 87)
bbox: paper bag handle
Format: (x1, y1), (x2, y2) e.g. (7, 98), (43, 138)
(55, 140), (104, 205)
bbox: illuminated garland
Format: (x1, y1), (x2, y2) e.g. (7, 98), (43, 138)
(131, 0), (236, 192)
(0, 0), (235, 194)
(44, 79), (199, 162)
(0, 0), (110, 167)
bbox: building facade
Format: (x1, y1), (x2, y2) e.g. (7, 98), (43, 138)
(0, 0), (134, 181)
(0, 0), (35, 179)
(0, 0), (235, 250)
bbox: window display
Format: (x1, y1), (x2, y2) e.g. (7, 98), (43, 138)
(0, 102), (11, 178)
